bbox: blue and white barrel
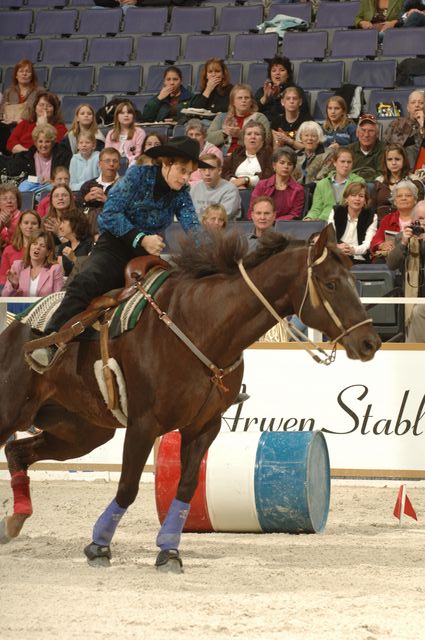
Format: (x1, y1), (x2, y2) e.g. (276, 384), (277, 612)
(156, 431), (330, 534)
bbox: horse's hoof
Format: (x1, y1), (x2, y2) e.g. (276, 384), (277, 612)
(155, 549), (184, 574)
(84, 542), (111, 568)
(0, 518), (12, 545)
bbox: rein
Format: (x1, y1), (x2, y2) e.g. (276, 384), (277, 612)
(237, 243), (372, 366)
(134, 280), (242, 392)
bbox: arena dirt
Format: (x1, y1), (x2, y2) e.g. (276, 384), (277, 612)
(1, 480), (424, 640)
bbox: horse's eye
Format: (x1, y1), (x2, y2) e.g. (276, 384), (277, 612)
(326, 281), (336, 292)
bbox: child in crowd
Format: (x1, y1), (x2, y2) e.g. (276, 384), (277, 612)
(271, 86), (307, 151)
(321, 96), (357, 149)
(61, 103), (105, 154)
(36, 166), (70, 218)
(69, 132), (100, 192)
(105, 101), (145, 166)
(201, 203), (228, 230)
(0, 209), (41, 289)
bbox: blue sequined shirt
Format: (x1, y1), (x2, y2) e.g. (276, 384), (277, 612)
(98, 164), (200, 240)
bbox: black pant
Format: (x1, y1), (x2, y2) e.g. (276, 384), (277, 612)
(46, 232), (147, 333)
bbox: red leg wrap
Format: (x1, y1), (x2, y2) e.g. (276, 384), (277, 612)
(11, 471), (33, 515)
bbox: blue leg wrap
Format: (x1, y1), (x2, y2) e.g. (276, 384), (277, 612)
(156, 498), (190, 551)
(92, 498), (127, 546)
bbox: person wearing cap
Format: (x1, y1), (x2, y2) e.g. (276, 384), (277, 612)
(346, 114), (385, 183)
(28, 136), (210, 369)
(383, 90), (425, 171)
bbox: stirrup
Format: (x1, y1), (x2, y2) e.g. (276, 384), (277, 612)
(25, 344), (66, 375)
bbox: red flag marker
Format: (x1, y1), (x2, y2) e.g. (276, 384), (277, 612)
(393, 484), (418, 522)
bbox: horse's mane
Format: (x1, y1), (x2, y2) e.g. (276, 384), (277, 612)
(172, 229), (305, 278)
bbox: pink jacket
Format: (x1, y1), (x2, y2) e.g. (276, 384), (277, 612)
(247, 175), (305, 220)
(1, 259), (64, 296)
(0, 209), (21, 245)
(105, 127), (146, 165)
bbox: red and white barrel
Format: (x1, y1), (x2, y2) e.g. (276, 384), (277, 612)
(155, 430), (330, 534)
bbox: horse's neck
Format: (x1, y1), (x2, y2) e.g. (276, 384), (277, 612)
(205, 245), (306, 360)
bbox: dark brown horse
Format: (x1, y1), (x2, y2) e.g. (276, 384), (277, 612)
(0, 225), (380, 571)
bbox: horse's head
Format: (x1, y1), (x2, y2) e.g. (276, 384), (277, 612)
(295, 224), (381, 361)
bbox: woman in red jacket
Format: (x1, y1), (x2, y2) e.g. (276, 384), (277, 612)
(6, 91), (67, 154)
(370, 180), (419, 259)
(247, 147), (305, 220)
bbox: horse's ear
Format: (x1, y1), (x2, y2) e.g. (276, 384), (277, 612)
(310, 223), (336, 259)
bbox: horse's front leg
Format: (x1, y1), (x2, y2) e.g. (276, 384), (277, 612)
(84, 414), (158, 568)
(155, 416), (221, 574)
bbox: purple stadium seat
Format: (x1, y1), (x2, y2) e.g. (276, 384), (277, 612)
(297, 61), (344, 90)
(61, 95), (106, 125)
(330, 29), (378, 59)
(169, 6), (215, 34)
(87, 37), (133, 65)
(281, 31), (327, 60)
(122, 7), (168, 35)
(49, 66), (94, 95)
(0, 10), (32, 37)
(0, 39), (41, 65)
(382, 28), (425, 57)
(34, 9), (78, 36)
(315, 1), (360, 29)
(78, 8), (122, 36)
(96, 66), (142, 95)
(184, 34), (229, 62)
(367, 89), (412, 118)
(217, 4), (264, 32)
(144, 64), (192, 94)
(247, 62), (268, 92)
(350, 59), (396, 89)
(232, 33), (278, 61)
(268, 2), (312, 25)
(135, 35), (181, 64)
(42, 38), (87, 66)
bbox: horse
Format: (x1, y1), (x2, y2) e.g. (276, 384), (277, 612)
(0, 225), (380, 572)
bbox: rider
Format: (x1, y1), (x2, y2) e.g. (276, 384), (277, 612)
(29, 136), (211, 368)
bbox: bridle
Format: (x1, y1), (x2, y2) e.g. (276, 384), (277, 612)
(237, 243), (372, 366)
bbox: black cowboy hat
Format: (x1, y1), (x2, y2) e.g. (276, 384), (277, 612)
(144, 136), (213, 168)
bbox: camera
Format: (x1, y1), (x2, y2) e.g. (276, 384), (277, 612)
(409, 221), (424, 236)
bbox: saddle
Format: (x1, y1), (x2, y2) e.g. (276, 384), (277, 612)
(24, 255), (171, 353)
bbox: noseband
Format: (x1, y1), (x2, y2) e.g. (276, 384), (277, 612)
(238, 243), (372, 366)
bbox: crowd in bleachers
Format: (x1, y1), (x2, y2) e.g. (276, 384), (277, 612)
(0, 0), (424, 341)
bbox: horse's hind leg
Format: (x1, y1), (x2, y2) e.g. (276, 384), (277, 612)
(155, 417), (221, 574)
(0, 406), (115, 544)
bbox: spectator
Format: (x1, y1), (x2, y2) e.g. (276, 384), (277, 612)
(294, 121), (326, 185)
(36, 166), (70, 218)
(2, 230), (63, 297)
(60, 103), (105, 154)
(43, 183), (76, 241)
(0, 59), (44, 154)
(346, 114), (385, 182)
(76, 147), (120, 211)
(57, 209), (93, 279)
(271, 86), (308, 151)
(142, 66), (192, 124)
(255, 56), (310, 123)
(370, 180), (419, 257)
(6, 91), (67, 154)
(0, 184), (22, 250)
(383, 90), (425, 170)
(247, 147), (305, 220)
(184, 119), (223, 185)
(69, 132), (100, 192)
(189, 58), (233, 114)
(201, 203), (228, 230)
(354, 0), (404, 34)
(398, 0), (425, 27)
(306, 148), (365, 221)
(386, 200), (425, 341)
(321, 96), (357, 149)
(0, 209), (41, 289)
(370, 143), (423, 220)
(190, 153), (241, 221)
(328, 182), (377, 263)
(222, 120), (273, 190)
(105, 100), (145, 166)
(207, 84), (271, 155)
(0, 124), (72, 187)
(136, 133), (166, 166)
(247, 196), (276, 251)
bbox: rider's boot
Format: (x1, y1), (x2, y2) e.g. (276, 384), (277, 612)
(30, 344), (58, 368)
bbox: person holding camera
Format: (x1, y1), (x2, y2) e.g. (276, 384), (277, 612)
(386, 200), (425, 342)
